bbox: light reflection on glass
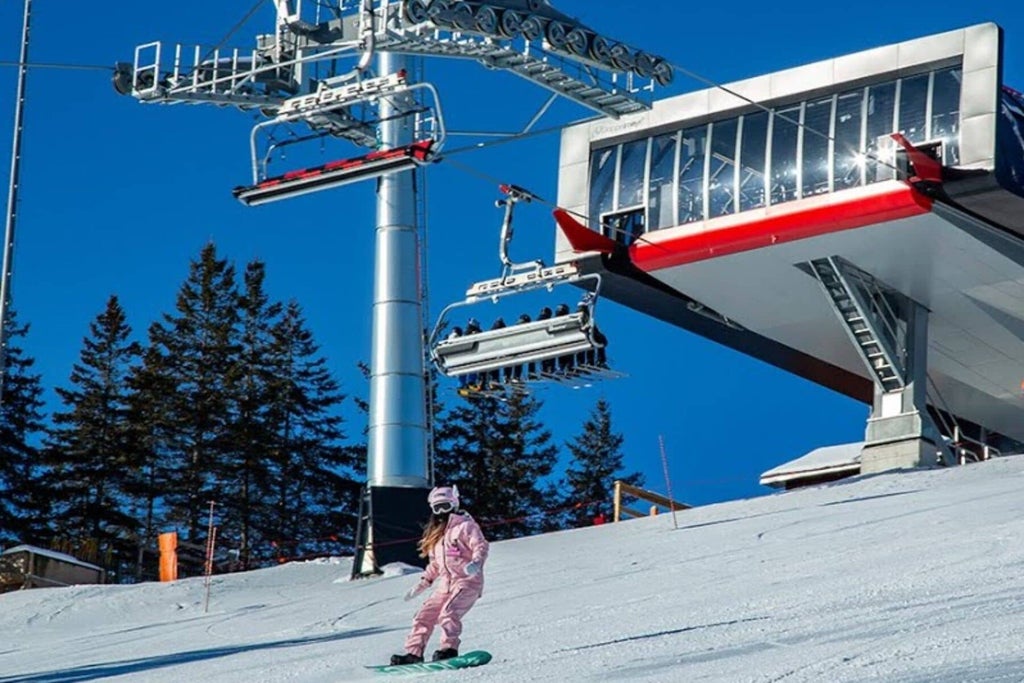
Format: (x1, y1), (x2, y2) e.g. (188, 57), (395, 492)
(588, 66), (962, 234)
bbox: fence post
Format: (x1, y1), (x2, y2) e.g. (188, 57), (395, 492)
(659, 435), (679, 530)
(203, 501), (218, 613)
(613, 480), (622, 523)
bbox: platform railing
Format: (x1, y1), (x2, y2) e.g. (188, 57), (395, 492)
(952, 425), (1002, 464)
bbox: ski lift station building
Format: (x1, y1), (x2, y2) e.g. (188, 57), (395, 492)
(555, 22), (1024, 473)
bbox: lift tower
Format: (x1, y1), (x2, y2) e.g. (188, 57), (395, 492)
(1, 0), (33, 406)
(114, 0), (671, 573)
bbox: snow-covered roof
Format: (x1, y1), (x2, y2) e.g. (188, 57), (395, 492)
(760, 441), (863, 487)
(1, 545), (103, 571)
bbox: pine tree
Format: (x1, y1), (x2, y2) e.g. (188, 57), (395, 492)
(346, 360), (371, 479)
(144, 243), (241, 542)
(436, 392), (558, 540)
(0, 311), (49, 547)
(562, 398), (643, 528)
(221, 260), (282, 567)
(123, 344), (176, 578)
(260, 301), (355, 563)
(424, 364), (447, 488)
(46, 296), (142, 573)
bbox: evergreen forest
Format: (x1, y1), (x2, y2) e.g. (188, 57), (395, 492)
(0, 244), (643, 581)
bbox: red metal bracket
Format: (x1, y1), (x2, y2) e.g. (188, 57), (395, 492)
(553, 209), (619, 254)
(890, 133), (943, 184)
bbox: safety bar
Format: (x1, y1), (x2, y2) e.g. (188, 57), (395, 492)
(433, 312), (596, 377)
(233, 139), (435, 206)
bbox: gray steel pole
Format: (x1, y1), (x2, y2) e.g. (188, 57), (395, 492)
(367, 51), (429, 488)
(0, 0), (32, 404)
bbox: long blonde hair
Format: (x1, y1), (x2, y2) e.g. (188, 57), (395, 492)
(418, 514), (448, 558)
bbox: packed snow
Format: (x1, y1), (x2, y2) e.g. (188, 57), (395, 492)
(4, 457), (1024, 682)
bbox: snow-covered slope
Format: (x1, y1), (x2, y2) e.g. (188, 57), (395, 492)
(4, 458), (1024, 682)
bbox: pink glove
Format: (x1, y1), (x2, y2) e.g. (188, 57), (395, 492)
(404, 580), (429, 601)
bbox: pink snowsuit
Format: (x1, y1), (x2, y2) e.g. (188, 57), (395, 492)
(404, 511), (489, 657)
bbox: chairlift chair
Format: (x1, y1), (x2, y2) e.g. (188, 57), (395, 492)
(429, 184), (621, 396)
(233, 72), (446, 206)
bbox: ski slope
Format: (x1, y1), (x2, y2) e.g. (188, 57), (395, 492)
(3, 457), (1024, 682)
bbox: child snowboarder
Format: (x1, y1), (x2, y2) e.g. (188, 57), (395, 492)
(391, 485), (490, 665)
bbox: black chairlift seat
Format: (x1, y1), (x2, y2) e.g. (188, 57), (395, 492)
(233, 139), (435, 206)
(434, 311), (595, 378)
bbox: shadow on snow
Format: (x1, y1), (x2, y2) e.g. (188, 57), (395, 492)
(0, 627), (397, 682)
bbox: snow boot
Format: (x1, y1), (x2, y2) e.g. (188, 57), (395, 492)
(391, 653), (424, 665)
(432, 648), (458, 661)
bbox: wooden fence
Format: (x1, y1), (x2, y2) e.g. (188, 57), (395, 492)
(613, 481), (691, 522)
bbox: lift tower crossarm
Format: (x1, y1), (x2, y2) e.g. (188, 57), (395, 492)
(115, 1), (668, 119)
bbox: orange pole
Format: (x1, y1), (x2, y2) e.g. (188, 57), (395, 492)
(158, 532), (178, 582)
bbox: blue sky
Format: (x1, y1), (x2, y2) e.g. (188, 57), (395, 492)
(1, 1), (1022, 508)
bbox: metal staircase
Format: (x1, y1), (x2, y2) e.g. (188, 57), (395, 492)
(809, 257), (905, 392)
(810, 256), (1006, 468)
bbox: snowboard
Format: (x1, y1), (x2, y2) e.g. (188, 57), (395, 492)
(367, 650), (492, 676)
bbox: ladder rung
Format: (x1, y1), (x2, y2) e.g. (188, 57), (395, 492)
(541, 72), (571, 84)
(592, 94), (627, 105)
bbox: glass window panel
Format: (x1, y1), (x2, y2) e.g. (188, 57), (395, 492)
(739, 111), (768, 211)
(802, 96), (833, 197)
(931, 67), (962, 165)
(589, 145), (617, 229)
(709, 118), (739, 218)
(899, 73), (930, 143)
(678, 125), (707, 224)
(647, 133), (677, 230)
(865, 81), (897, 183)
(833, 89), (865, 190)
(998, 88), (1024, 194)
(770, 105), (800, 204)
(618, 139), (648, 210)
(602, 208), (645, 246)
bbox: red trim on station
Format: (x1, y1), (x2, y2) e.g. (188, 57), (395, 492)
(631, 184), (933, 271)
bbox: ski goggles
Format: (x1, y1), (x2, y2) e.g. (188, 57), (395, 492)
(430, 501), (455, 515)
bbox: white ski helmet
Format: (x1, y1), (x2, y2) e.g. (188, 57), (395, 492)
(428, 485), (460, 514)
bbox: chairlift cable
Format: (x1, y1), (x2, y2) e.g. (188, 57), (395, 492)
(441, 155), (673, 253)
(200, 0), (268, 65)
(441, 119), (594, 161)
(0, 60), (110, 72)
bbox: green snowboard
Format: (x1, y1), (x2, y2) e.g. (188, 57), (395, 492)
(367, 650), (492, 676)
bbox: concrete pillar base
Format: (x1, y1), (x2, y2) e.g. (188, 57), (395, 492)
(860, 437), (944, 473)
